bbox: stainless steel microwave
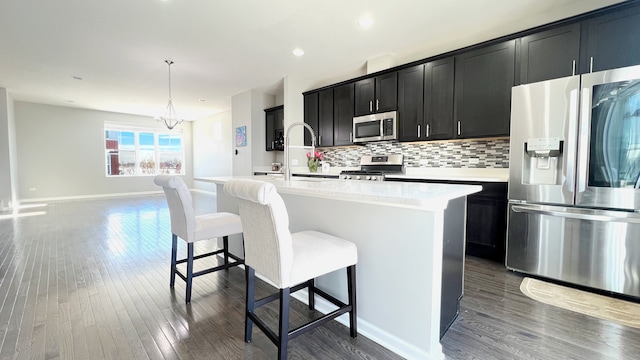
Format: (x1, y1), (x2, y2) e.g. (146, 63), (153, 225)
(352, 111), (398, 143)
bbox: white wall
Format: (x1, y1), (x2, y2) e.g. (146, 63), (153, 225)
(231, 89), (276, 175)
(0, 88), (12, 209)
(14, 102), (193, 201)
(192, 110), (233, 192)
(7, 92), (17, 208)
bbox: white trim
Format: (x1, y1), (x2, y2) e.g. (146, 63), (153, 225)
(19, 190), (165, 203)
(18, 188), (214, 204)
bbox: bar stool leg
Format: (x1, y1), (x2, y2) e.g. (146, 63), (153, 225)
(223, 236), (230, 267)
(245, 266), (255, 343)
(186, 243), (194, 303)
(170, 234), (178, 288)
(278, 288), (290, 360)
(348, 265), (357, 337)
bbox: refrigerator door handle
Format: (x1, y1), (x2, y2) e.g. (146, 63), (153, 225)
(511, 204), (640, 224)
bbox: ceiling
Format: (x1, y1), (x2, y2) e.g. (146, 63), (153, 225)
(0, 0), (626, 120)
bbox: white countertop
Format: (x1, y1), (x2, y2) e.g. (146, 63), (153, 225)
(197, 176), (482, 211)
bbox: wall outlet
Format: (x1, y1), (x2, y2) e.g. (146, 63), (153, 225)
(291, 159), (299, 166)
(28, 187), (36, 191)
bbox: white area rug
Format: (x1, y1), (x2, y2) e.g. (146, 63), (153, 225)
(520, 277), (640, 329)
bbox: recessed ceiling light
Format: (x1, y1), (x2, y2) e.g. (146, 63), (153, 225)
(66, 100), (75, 103)
(72, 76), (83, 80)
(199, 99), (206, 102)
(358, 16), (374, 29)
(292, 48), (305, 57)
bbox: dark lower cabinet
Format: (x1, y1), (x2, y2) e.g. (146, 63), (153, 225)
(465, 182), (507, 263)
(396, 178), (507, 262)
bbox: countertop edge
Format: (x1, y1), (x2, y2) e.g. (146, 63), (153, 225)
(196, 176), (482, 211)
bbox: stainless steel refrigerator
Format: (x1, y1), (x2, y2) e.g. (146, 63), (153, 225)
(507, 64), (640, 299)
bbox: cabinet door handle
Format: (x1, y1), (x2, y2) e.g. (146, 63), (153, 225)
(426, 124), (430, 138)
(376, 99), (379, 111)
(369, 101), (373, 112)
(417, 124), (421, 138)
(590, 57), (594, 73)
(272, 141), (274, 149)
(572, 60), (576, 76)
(457, 121), (461, 136)
(319, 135), (322, 145)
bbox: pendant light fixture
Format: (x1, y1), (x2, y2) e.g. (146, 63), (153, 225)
(157, 60), (183, 130)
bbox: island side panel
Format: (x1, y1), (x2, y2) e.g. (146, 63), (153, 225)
(215, 184), (245, 257)
(280, 193), (445, 360)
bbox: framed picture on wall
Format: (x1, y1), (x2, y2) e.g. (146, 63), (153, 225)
(236, 126), (246, 147)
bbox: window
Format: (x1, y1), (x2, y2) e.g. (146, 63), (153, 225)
(105, 127), (183, 176)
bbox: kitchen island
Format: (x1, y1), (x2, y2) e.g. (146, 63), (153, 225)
(196, 176), (481, 360)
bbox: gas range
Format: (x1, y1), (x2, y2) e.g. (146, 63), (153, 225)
(339, 154), (404, 181)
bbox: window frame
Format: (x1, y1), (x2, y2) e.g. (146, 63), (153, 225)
(104, 125), (184, 177)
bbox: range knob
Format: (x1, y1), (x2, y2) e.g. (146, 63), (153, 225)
(365, 176), (371, 180)
(369, 176), (377, 181)
(355, 175), (361, 180)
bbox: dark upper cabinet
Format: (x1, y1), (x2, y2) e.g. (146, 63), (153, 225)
(519, 23), (581, 84)
(376, 72), (398, 113)
(318, 88), (334, 147)
(425, 57), (455, 140)
(354, 72), (398, 116)
(303, 93), (318, 147)
(333, 83), (355, 146)
(397, 65), (424, 141)
(354, 78), (374, 116)
(582, 3), (640, 73)
(454, 40), (515, 138)
(398, 58), (454, 142)
(265, 105), (284, 151)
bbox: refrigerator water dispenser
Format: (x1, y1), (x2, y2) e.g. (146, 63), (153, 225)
(523, 137), (563, 185)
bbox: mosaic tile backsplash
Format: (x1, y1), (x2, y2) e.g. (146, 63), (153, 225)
(320, 138), (510, 168)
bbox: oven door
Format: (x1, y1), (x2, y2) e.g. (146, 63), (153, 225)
(576, 65), (640, 211)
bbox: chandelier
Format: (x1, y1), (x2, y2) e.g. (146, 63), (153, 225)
(157, 60), (183, 130)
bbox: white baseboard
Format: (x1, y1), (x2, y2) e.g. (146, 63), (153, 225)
(19, 190), (164, 203)
(19, 188), (216, 204)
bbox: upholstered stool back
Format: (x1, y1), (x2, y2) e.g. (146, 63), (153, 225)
(223, 179), (293, 288)
(154, 175), (196, 242)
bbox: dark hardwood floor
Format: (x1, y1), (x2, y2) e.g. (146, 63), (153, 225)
(0, 194), (639, 360)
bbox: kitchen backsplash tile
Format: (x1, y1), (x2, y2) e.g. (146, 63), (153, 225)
(320, 138), (510, 168)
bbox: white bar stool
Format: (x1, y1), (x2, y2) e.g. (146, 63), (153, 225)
(224, 179), (357, 360)
(155, 175), (243, 303)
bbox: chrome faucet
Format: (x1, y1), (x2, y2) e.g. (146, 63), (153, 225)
(284, 122), (316, 181)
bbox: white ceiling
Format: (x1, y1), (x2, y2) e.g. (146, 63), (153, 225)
(0, 0), (626, 120)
